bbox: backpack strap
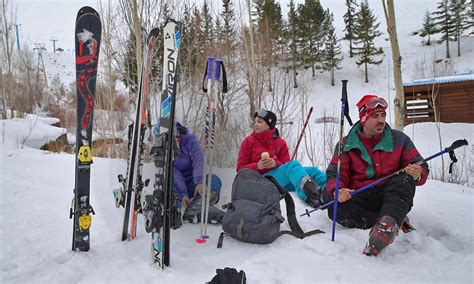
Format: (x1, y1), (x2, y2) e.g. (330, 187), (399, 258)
(265, 176), (324, 238)
(217, 232), (226, 248)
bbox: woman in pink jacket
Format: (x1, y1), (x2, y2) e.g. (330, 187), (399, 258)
(237, 109), (326, 208)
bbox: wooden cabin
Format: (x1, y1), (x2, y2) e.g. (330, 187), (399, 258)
(402, 73), (474, 126)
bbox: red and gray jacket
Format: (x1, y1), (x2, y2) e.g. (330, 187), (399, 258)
(237, 128), (290, 174)
(326, 122), (429, 194)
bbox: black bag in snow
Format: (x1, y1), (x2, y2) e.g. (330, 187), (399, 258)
(218, 169), (323, 247)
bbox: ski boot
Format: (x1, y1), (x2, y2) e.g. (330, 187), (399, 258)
(363, 215), (399, 256)
(303, 179), (324, 208)
(183, 196), (225, 224)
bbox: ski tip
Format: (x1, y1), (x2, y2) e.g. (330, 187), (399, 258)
(195, 238), (207, 244)
(77, 6), (99, 19)
(78, 6), (99, 15)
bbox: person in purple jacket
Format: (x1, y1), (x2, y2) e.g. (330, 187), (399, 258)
(174, 122), (222, 208)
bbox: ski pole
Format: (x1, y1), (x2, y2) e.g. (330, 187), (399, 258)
(330, 80), (351, 242)
(301, 138), (469, 217)
(202, 58), (225, 237)
(291, 107), (314, 160)
(197, 57), (215, 243)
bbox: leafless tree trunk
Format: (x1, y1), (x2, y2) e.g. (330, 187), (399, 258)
(0, 66), (5, 119)
(429, 46), (445, 181)
(97, 0), (119, 157)
(238, 0), (261, 122)
(266, 69), (298, 139)
(382, 0), (404, 131)
(130, 0), (143, 82)
(429, 83), (445, 181)
(1, 0), (15, 118)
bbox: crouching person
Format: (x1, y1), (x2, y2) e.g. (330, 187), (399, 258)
(173, 122), (223, 223)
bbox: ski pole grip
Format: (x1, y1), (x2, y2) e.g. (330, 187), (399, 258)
(202, 57), (215, 93)
(219, 60), (228, 93)
(207, 57), (215, 79)
(341, 80), (348, 94)
(215, 59), (222, 80)
(444, 139), (468, 152)
(341, 79), (353, 126)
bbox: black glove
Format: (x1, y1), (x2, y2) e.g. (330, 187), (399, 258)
(209, 267), (246, 284)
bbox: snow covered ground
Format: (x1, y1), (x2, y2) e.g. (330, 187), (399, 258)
(0, 119), (473, 283)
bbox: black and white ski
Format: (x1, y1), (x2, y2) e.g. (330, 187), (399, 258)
(70, 6), (101, 252)
(142, 19), (183, 268)
(114, 28), (159, 241)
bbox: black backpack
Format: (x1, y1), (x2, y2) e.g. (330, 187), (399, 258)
(217, 169), (323, 247)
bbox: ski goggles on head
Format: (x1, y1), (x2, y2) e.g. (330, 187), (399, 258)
(358, 97), (388, 114)
(254, 109), (268, 118)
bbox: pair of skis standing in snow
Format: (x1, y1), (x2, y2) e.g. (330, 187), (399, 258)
(111, 25), (227, 266)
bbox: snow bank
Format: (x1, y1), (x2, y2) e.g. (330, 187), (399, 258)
(0, 114), (66, 149)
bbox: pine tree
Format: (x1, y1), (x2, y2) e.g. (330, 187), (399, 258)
(221, 0), (237, 68)
(180, 5), (201, 81)
(353, 0), (384, 83)
(470, 0), (474, 35)
(297, 0), (326, 77)
(322, 10), (343, 86)
(215, 17), (223, 45)
(200, 1), (214, 47)
(432, 0), (455, 58)
(253, 0), (284, 91)
(343, 0), (358, 58)
(449, 0), (471, 56)
(420, 10), (437, 45)
(286, 0), (300, 88)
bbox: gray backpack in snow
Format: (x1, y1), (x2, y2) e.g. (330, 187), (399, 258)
(217, 169), (323, 247)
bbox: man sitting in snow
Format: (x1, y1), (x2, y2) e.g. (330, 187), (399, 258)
(324, 94), (429, 256)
